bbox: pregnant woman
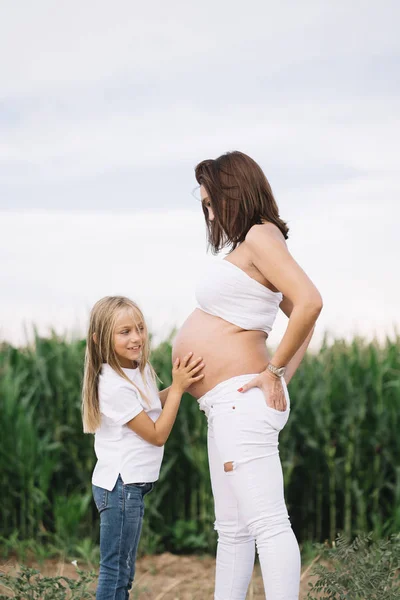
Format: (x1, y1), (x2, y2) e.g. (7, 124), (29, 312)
(172, 151), (323, 600)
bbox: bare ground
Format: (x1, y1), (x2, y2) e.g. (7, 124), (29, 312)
(0, 552), (319, 598)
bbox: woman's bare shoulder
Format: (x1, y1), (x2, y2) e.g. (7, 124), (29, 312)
(245, 222), (286, 248)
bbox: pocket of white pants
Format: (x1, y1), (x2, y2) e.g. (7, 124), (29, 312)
(263, 401), (290, 432)
(208, 401), (238, 423)
(264, 402), (289, 415)
(264, 380), (290, 414)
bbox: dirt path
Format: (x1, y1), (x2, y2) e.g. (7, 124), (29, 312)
(0, 552), (317, 598)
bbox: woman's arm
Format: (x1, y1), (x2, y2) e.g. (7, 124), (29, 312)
(279, 296), (315, 385)
(247, 224), (322, 364)
(238, 224), (322, 409)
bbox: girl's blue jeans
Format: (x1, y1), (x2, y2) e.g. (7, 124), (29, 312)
(92, 475), (154, 600)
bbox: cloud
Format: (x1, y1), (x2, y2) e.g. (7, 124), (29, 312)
(1, 1), (399, 96)
(0, 210), (207, 344)
(0, 1), (398, 215)
(1, 200), (398, 347)
(0, 1), (398, 345)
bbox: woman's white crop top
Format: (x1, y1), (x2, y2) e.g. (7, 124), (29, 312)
(195, 258), (282, 334)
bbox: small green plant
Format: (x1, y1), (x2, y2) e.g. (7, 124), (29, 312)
(169, 519), (209, 553)
(301, 539), (321, 566)
(307, 532), (400, 600)
(53, 492), (93, 546)
(0, 565), (96, 599)
(72, 537), (100, 568)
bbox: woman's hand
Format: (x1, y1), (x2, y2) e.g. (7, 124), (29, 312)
(172, 352), (205, 394)
(237, 369), (287, 411)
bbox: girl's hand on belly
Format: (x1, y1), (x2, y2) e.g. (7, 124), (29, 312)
(172, 353), (205, 394)
(237, 370), (287, 411)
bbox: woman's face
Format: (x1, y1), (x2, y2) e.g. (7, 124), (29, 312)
(200, 184), (215, 221)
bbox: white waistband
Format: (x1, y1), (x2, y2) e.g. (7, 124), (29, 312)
(197, 373), (290, 414)
(198, 374), (259, 409)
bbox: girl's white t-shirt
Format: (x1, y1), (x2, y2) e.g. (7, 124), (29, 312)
(92, 363), (164, 491)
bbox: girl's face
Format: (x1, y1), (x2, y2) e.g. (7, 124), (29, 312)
(200, 184), (215, 221)
(113, 308), (146, 368)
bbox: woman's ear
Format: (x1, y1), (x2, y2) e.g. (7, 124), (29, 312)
(92, 332), (98, 344)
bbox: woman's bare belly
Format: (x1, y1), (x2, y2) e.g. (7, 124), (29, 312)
(172, 309), (271, 399)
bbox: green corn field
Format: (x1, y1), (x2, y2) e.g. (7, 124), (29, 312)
(0, 333), (399, 555)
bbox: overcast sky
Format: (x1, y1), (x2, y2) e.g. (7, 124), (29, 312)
(0, 1), (399, 349)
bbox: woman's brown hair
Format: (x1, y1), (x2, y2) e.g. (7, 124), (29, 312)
(195, 151), (289, 253)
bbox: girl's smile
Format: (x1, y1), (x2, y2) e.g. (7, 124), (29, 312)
(84, 294), (203, 599)
(114, 308), (146, 368)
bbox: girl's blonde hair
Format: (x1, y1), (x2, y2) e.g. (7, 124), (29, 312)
(82, 296), (156, 434)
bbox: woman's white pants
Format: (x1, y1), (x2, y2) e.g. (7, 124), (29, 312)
(199, 374), (300, 600)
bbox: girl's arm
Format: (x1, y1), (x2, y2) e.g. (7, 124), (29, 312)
(158, 387), (171, 407)
(279, 296), (315, 385)
(126, 354), (204, 446)
(128, 384), (183, 446)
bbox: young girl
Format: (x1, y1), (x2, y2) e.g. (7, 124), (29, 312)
(82, 295), (204, 600)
